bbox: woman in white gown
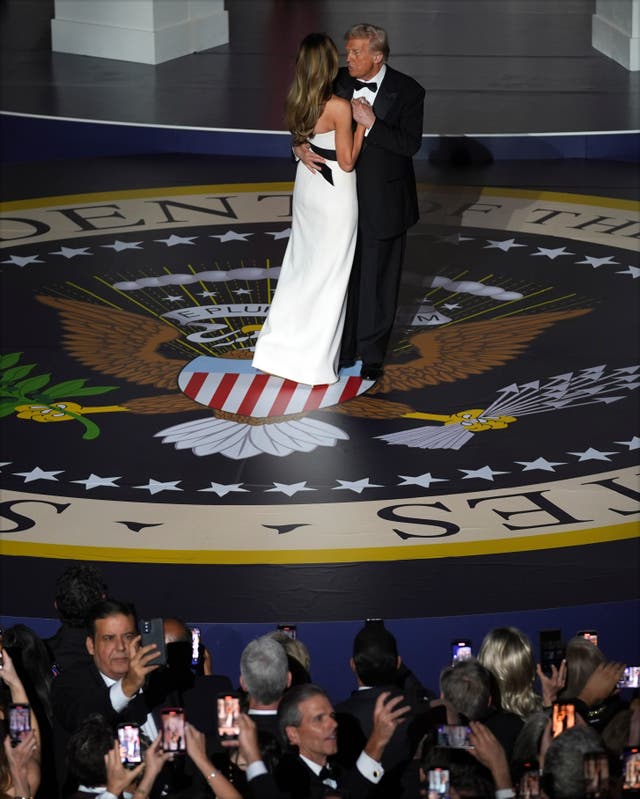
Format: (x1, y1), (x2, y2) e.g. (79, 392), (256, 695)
(252, 33), (365, 386)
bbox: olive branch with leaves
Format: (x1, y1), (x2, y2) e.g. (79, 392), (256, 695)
(0, 351), (122, 440)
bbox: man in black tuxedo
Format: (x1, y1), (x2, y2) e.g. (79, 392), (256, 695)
(222, 635), (292, 789)
(45, 563), (107, 672)
(158, 617), (233, 736)
(241, 634), (291, 740)
(53, 605), (218, 796)
(335, 624), (431, 797)
(243, 683), (410, 799)
(439, 659), (524, 762)
(296, 23), (425, 382)
(52, 600), (163, 794)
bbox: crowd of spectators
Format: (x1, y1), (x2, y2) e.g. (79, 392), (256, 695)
(0, 563), (638, 799)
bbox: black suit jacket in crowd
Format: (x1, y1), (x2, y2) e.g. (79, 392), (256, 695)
(249, 750), (380, 799)
(52, 660), (232, 796)
(335, 685), (430, 798)
(333, 65), (425, 240)
(46, 623), (94, 673)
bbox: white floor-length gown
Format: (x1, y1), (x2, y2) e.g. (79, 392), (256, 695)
(252, 130), (358, 385)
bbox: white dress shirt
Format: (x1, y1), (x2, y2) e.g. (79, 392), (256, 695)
(99, 671), (159, 741)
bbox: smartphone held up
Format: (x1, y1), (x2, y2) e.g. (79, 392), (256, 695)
(9, 703), (31, 747)
(218, 693), (241, 740)
(118, 722), (142, 766)
(428, 768), (450, 799)
(552, 703), (576, 738)
(451, 639), (473, 664)
(437, 724), (474, 749)
(140, 617), (167, 667)
(161, 707), (186, 753)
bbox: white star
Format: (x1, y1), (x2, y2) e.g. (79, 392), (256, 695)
(438, 233), (474, 245)
(164, 295), (184, 302)
(265, 481), (315, 497)
(531, 246), (575, 260)
(333, 478), (383, 493)
(515, 457), (566, 472)
(13, 466), (63, 482)
(617, 265), (640, 279)
(2, 254), (44, 267)
(485, 238), (527, 252)
(442, 303), (461, 310)
(459, 465), (509, 481)
(155, 234), (197, 246)
(135, 478), (183, 494)
(210, 230), (253, 242)
(233, 288), (253, 296)
(266, 228), (291, 240)
(71, 473), (121, 489)
(49, 246), (92, 259)
(567, 447), (617, 462)
(574, 255), (619, 268)
(614, 436), (640, 450)
(198, 290), (218, 298)
(101, 240), (143, 252)
(397, 473), (448, 488)
(199, 482), (249, 497)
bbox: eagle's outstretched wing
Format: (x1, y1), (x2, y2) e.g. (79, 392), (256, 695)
(37, 295), (187, 389)
(375, 308), (591, 394)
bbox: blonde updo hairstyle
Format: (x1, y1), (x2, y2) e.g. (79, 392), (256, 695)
(478, 626), (540, 719)
(286, 32), (339, 146)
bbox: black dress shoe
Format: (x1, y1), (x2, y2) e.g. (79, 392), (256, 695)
(360, 362), (384, 381)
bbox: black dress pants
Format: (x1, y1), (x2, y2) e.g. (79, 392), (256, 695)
(342, 229), (406, 365)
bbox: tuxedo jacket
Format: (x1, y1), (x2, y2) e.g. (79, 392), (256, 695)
(46, 623), (94, 672)
(53, 662), (231, 795)
(335, 686), (430, 798)
(53, 661), (152, 795)
(334, 65), (425, 240)
(249, 751), (379, 799)
(481, 706), (524, 762)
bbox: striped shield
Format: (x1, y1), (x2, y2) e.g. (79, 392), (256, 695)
(179, 356), (373, 418)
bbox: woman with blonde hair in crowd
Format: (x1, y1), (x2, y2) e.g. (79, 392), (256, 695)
(479, 627), (566, 720)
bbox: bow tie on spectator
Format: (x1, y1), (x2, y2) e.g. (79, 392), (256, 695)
(319, 762), (336, 783)
(354, 79), (377, 92)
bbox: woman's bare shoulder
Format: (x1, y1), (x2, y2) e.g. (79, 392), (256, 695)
(315, 95), (350, 133)
(327, 95), (351, 112)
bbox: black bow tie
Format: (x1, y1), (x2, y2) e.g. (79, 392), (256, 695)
(319, 763), (334, 781)
(354, 80), (377, 92)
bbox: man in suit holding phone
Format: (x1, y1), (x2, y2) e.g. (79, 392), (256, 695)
(52, 600), (162, 795)
(296, 23), (425, 382)
(244, 683), (410, 799)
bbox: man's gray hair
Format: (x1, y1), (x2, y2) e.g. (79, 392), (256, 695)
(240, 635), (289, 705)
(542, 726), (605, 799)
(440, 659), (492, 721)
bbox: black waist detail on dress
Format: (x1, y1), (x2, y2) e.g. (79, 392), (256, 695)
(309, 142), (337, 186)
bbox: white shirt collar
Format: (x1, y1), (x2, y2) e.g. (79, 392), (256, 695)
(300, 754), (323, 776)
(372, 63), (387, 87)
(360, 64), (387, 88)
(99, 670), (116, 686)
(354, 63), (386, 92)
